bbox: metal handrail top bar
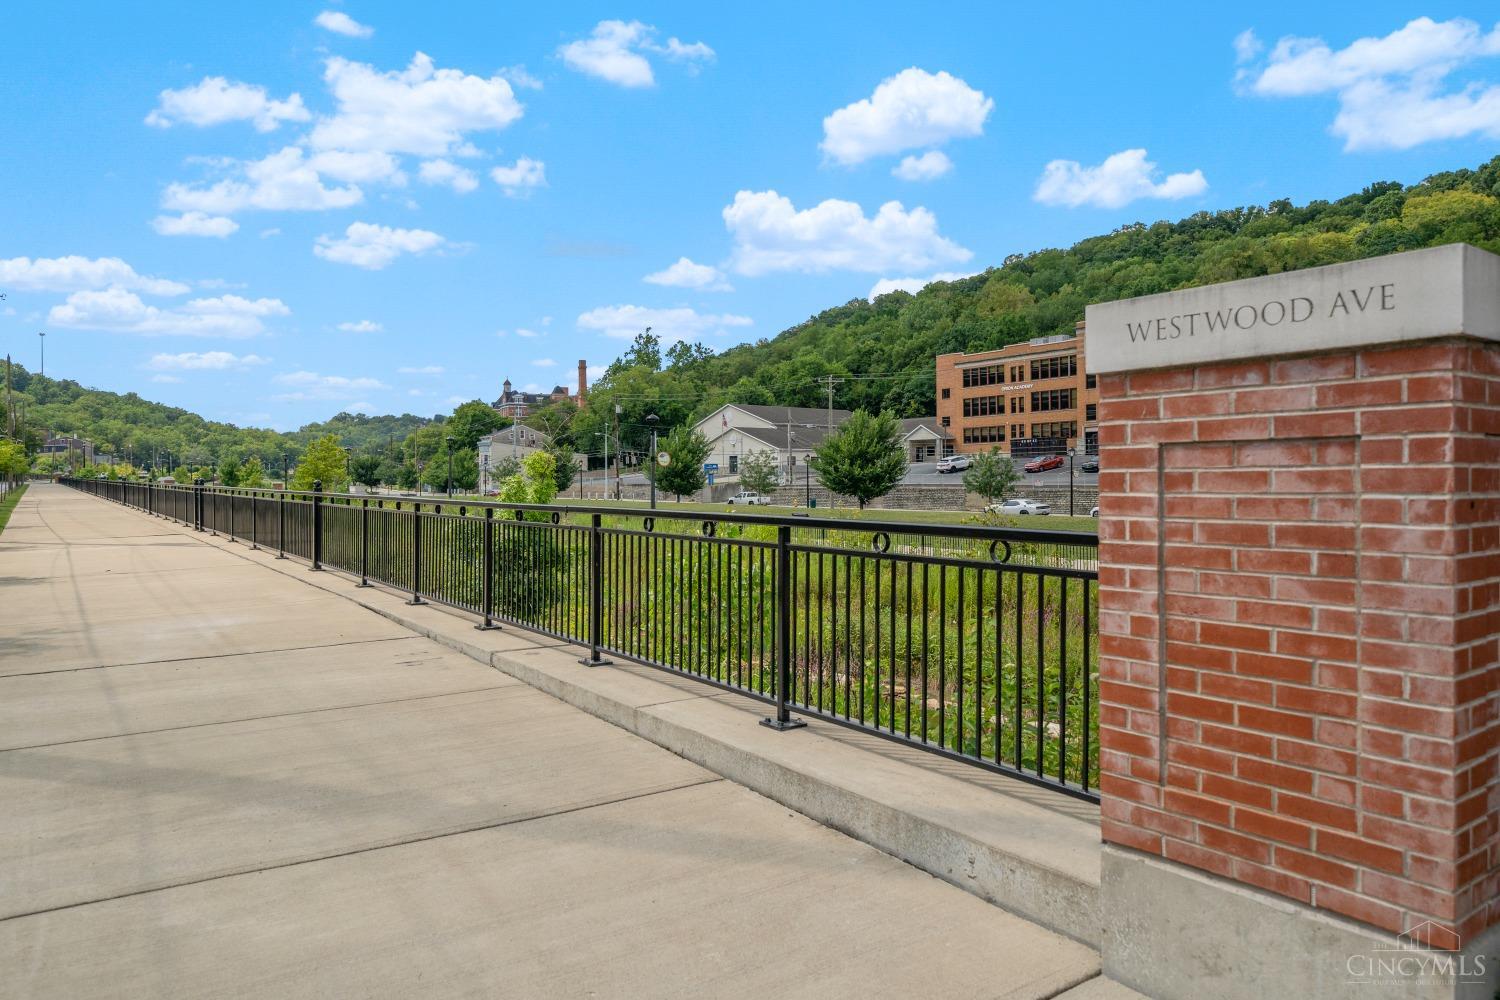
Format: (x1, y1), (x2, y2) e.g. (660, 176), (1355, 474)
(154, 483), (1099, 546)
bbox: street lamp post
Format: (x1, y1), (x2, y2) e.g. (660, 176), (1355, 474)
(645, 413), (659, 510)
(445, 436), (456, 497)
(595, 431), (609, 502)
(1067, 446), (1076, 517)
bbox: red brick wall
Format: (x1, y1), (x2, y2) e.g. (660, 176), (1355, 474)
(1096, 339), (1499, 945)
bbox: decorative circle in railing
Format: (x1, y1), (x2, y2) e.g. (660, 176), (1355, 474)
(394, 501), (402, 510)
(514, 509), (525, 521)
(458, 506), (467, 516)
(989, 538), (1013, 564)
(700, 520), (717, 537)
(550, 511), (561, 525)
(642, 516), (655, 533)
(433, 505), (443, 515)
(871, 531), (891, 553)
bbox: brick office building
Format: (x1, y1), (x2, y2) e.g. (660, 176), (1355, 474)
(935, 323), (1100, 457)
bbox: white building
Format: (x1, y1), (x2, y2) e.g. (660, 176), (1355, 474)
(691, 404), (951, 481)
(477, 425), (552, 493)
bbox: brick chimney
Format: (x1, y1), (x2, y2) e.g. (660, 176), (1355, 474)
(576, 359), (587, 400)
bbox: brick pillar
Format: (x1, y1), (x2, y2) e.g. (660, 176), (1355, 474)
(1085, 245), (1498, 1000)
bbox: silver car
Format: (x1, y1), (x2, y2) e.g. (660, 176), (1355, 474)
(987, 498), (1051, 515)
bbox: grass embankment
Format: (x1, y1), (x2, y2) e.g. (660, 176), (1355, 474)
(473, 494), (1099, 533)
(0, 484), (28, 535)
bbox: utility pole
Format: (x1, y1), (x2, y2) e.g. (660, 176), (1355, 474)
(38, 331), (46, 378)
(817, 374), (844, 437)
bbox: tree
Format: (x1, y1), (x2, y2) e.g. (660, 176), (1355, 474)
(654, 425), (710, 500)
(290, 434), (349, 491)
(738, 449), (779, 495)
(239, 456), (266, 488)
(0, 439), (29, 481)
(446, 400), (505, 450)
(545, 443), (578, 492)
(809, 410), (906, 509)
(349, 453), (383, 488)
(421, 446), (477, 493)
(497, 450), (558, 516)
(219, 457), (242, 487)
(962, 447), (1020, 505)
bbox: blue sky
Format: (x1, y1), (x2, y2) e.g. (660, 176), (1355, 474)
(3, 3), (1499, 430)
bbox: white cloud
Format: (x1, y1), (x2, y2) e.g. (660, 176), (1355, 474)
(722, 190), (972, 276)
(273, 370), (388, 401)
(162, 147), (364, 215)
(500, 65), (543, 90)
(398, 364), (444, 375)
(0, 255), (189, 295)
(821, 68), (992, 165)
(1233, 29), (1263, 65)
(151, 212), (240, 238)
(147, 351), (270, 371)
(532, 358), (557, 367)
(892, 150), (952, 182)
(490, 157), (546, 195)
(145, 77), (310, 132)
(309, 52), (524, 156)
(418, 158), (479, 193)
(576, 304), (751, 343)
(1238, 18), (1500, 151)
(48, 289), (289, 338)
(308, 149), (405, 185)
(868, 271), (977, 300)
(1033, 149), (1207, 209)
(260, 228), (282, 238)
(313, 221), (445, 269)
(558, 20), (714, 88)
(314, 10), (373, 38)
(337, 319), (382, 333)
(514, 328), (540, 338)
(643, 256), (731, 291)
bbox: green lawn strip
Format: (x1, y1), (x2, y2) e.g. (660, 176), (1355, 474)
(538, 496), (1098, 532)
(0, 484), (28, 536)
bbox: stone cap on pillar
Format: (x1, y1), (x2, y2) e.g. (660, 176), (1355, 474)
(1084, 242), (1500, 375)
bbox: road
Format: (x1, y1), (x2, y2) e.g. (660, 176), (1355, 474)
(577, 460), (1099, 491)
(0, 484), (1101, 998)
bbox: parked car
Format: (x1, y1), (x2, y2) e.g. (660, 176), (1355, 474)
(936, 454), (972, 473)
(1080, 458), (1099, 473)
(987, 498), (1051, 516)
(1089, 506), (1100, 518)
(1023, 455), (1065, 473)
(726, 490), (769, 505)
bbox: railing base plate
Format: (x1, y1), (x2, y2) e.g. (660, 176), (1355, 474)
(474, 623), (500, 631)
(578, 655), (613, 667)
(760, 717), (807, 732)
(405, 597), (426, 606)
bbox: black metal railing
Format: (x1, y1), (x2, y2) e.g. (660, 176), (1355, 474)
(61, 477), (1101, 800)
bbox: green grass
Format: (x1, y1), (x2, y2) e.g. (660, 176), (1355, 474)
(0, 484), (27, 535)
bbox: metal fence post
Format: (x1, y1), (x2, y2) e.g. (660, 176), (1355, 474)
(578, 512), (611, 665)
(356, 498), (371, 587)
(761, 523), (805, 731)
(476, 507), (499, 630)
(276, 491), (287, 559)
(250, 492), (259, 549)
(310, 480), (324, 571)
(193, 478), (205, 531)
(226, 488), (235, 542)
(406, 502), (425, 605)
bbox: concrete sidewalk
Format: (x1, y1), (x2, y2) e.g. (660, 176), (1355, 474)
(0, 484), (1108, 999)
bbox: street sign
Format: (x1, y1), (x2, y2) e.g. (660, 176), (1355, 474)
(656, 451), (671, 467)
(703, 462), (718, 471)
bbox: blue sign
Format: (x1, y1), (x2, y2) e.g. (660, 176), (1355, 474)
(703, 462), (719, 471)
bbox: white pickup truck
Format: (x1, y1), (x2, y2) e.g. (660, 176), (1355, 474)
(726, 490), (769, 505)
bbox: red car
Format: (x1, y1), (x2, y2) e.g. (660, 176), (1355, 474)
(1024, 455), (1065, 473)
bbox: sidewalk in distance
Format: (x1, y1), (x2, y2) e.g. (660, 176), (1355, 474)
(1, 485), (1116, 999)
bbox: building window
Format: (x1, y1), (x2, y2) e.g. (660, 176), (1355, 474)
(1010, 365), (1024, 382)
(962, 395), (1003, 417)
(941, 387), (950, 399)
(940, 416), (950, 427)
(1030, 355), (1077, 381)
(1011, 423), (1025, 439)
(1085, 373), (1097, 389)
(1085, 403), (1097, 422)
(960, 364), (1003, 388)
(1030, 420), (1078, 441)
(1030, 388), (1077, 412)
(1009, 396), (1025, 414)
(962, 425), (1005, 444)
